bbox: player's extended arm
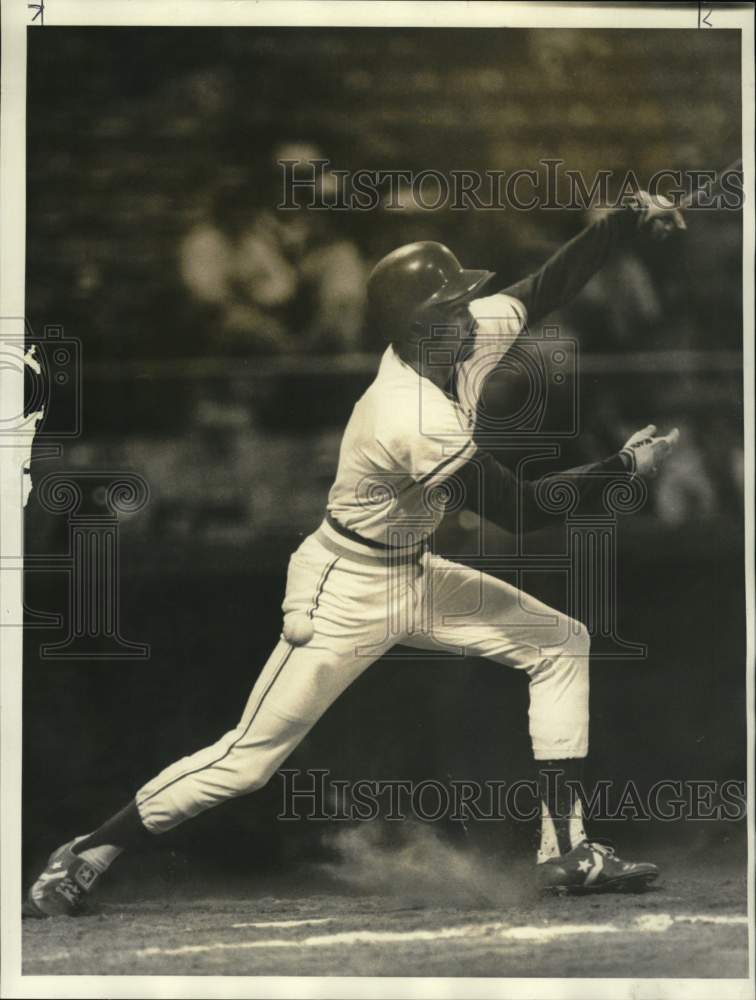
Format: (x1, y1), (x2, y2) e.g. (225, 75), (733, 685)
(501, 194), (685, 325)
(451, 425), (679, 533)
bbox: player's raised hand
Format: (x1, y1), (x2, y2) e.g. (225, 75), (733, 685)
(620, 424), (680, 477)
(632, 190), (686, 241)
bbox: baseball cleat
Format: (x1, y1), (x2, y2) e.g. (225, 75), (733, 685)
(23, 840), (99, 918)
(537, 839), (659, 895)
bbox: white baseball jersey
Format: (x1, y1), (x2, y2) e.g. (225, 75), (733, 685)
(325, 292), (526, 549)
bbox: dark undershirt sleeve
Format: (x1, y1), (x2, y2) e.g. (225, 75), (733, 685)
(501, 206), (638, 325)
(450, 448), (631, 534)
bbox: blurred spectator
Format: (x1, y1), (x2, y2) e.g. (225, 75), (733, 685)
(180, 190), (299, 354)
(655, 432), (717, 526)
(179, 153), (366, 355)
(297, 218), (367, 350)
(580, 252), (662, 347)
(567, 208), (663, 350)
(699, 413), (745, 516)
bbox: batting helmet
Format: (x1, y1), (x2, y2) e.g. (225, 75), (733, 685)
(366, 241), (494, 344)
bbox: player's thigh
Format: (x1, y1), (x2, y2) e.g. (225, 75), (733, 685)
(243, 538), (404, 726)
(246, 628), (391, 727)
(409, 554), (582, 665)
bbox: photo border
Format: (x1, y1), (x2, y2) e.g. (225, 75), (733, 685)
(1, 3), (753, 998)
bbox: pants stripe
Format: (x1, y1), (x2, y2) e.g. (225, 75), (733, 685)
(137, 556), (342, 813)
(136, 643), (295, 809)
(308, 557), (339, 619)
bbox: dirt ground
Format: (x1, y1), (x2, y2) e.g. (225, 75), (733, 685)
(22, 833), (750, 979)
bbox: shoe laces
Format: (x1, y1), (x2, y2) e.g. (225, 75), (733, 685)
(584, 839), (616, 858)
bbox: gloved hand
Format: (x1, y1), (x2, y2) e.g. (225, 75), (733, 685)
(620, 424), (680, 477)
(631, 190), (687, 241)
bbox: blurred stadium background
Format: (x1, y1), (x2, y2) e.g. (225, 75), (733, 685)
(23, 28), (745, 880)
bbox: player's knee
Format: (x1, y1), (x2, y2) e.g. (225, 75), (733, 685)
(238, 772), (268, 795)
(562, 619), (590, 660)
(233, 762), (275, 797)
(233, 736), (299, 797)
(540, 627), (589, 699)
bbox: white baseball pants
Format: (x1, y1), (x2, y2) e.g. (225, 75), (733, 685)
(136, 525), (589, 832)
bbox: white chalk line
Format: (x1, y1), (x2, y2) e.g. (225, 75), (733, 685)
(131, 912), (749, 959)
(231, 917), (336, 929)
(135, 920), (614, 957)
(31, 912), (749, 963)
(635, 913), (749, 932)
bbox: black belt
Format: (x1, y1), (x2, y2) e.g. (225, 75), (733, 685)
(325, 511), (430, 553)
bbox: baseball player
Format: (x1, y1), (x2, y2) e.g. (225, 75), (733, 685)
(25, 192), (684, 916)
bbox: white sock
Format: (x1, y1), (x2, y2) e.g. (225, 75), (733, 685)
(536, 797), (587, 864)
(72, 835), (124, 874)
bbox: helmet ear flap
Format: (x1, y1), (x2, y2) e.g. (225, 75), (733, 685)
(415, 300), (471, 337)
(410, 308), (443, 340)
